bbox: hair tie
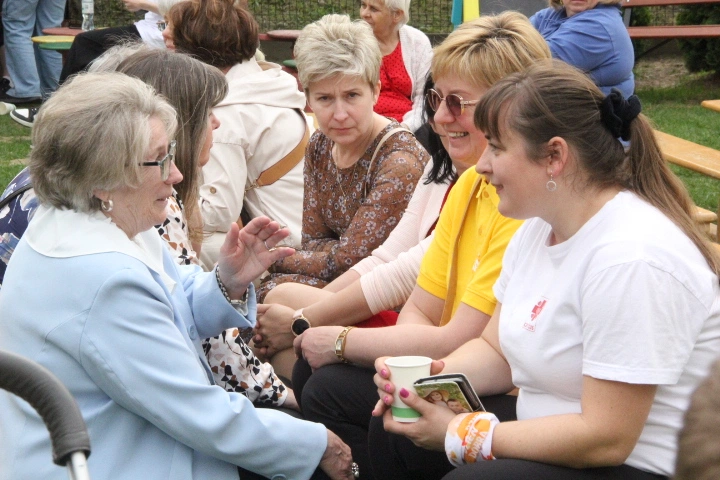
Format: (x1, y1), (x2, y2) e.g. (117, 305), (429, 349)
(600, 88), (642, 141)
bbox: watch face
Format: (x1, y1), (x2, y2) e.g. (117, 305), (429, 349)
(292, 317), (311, 336)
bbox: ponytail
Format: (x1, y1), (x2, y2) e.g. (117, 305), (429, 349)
(626, 114), (720, 276)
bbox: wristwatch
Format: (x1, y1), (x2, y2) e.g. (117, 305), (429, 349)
(335, 326), (356, 364)
(291, 309), (312, 337)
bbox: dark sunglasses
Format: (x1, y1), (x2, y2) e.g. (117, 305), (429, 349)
(140, 140), (176, 181)
(426, 89), (480, 118)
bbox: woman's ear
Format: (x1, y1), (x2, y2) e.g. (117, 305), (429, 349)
(92, 189), (110, 203)
(546, 136), (569, 177)
(373, 81), (381, 104)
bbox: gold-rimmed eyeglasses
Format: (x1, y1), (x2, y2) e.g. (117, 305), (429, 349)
(426, 89), (480, 118)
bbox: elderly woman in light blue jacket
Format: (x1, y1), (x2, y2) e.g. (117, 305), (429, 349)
(0, 72), (355, 480)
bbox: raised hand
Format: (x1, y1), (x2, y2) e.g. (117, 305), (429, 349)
(217, 218), (294, 300)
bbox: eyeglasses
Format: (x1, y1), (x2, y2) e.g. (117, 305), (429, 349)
(156, 21), (167, 32)
(426, 89), (480, 118)
(140, 140), (176, 181)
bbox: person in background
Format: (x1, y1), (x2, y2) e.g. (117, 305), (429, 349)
(1, 0), (64, 106)
(290, 13), (550, 480)
(360, 0), (432, 131)
(253, 77), (455, 381)
(371, 59), (720, 480)
(10, 0), (182, 129)
(530, 0), (634, 97)
(165, 0), (310, 268)
(0, 71), (356, 480)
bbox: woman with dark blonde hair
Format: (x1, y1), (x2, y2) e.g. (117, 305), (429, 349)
(116, 47), (226, 262)
(371, 59), (720, 479)
(164, 0), (311, 268)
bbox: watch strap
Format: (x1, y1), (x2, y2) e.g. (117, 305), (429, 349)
(334, 326), (356, 364)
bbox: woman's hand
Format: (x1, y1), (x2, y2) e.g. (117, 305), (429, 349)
(319, 429), (356, 480)
(217, 218), (294, 300)
(253, 303), (296, 357)
(371, 357), (445, 418)
(293, 326), (345, 370)
(381, 387), (457, 451)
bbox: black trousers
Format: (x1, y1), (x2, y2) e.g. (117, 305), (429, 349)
(297, 360), (669, 480)
(59, 25), (140, 83)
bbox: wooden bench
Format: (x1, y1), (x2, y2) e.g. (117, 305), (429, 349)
(654, 129), (720, 240)
(701, 99), (720, 112)
(622, 0), (720, 39)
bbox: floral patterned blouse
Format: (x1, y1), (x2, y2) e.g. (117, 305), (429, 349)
(258, 121), (429, 300)
(157, 192), (200, 267)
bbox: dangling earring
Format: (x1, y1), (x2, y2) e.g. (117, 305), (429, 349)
(546, 175), (557, 192)
(101, 199), (114, 212)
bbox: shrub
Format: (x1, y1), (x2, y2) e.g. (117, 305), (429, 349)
(677, 4), (720, 73)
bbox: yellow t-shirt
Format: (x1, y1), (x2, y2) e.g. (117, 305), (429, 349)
(417, 169), (523, 325)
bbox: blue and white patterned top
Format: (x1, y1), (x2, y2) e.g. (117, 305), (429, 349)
(0, 168), (38, 287)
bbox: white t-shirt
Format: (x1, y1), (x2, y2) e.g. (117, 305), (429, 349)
(494, 190), (720, 476)
(134, 9), (165, 49)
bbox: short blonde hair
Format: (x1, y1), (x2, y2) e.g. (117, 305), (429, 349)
(430, 11), (551, 90)
(294, 14), (381, 92)
(30, 72), (177, 213)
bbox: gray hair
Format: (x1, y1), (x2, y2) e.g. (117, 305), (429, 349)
(294, 14), (381, 92)
(29, 72), (178, 213)
(88, 42), (146, 73)
(383, 0), (411, 25)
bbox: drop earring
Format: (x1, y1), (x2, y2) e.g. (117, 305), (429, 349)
(546, 174), (557, 192)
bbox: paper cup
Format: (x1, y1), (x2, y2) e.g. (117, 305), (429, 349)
(385, 356), (432, 422)
(0, 102), (15, 115)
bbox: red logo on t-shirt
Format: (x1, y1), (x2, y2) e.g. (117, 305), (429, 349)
(523, 299), (547, 332)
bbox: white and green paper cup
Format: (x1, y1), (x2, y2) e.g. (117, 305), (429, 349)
(385, 356), (432, 422)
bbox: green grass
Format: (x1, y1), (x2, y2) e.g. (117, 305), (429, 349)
(635, 71), (720, 212)
(0, 115), (31, 188)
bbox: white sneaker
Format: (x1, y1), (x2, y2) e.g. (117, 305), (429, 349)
(10, 107), (37, 128)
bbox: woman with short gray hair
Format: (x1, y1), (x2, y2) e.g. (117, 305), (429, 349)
(256, 14), (428, 380)
(359, 0), (432, 131)
(0, 71), (357, 480)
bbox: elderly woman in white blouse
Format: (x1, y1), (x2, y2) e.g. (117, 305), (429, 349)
(360, 0), (432, 131)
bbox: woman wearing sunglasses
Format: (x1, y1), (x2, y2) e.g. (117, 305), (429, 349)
(286, 13), (550, 480)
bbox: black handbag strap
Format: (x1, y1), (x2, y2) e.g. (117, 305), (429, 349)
(0, 182), (34, 210)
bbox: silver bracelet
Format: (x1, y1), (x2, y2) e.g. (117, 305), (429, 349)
(215, 266), (248, 306)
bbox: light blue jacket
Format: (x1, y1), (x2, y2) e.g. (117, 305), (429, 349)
(0, 208), (326, 480)
(530, 4), (635, 98)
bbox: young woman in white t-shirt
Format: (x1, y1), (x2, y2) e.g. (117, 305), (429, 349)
(370, 59), (720, 479)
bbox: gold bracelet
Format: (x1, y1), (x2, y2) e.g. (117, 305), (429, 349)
(334, 326), (356, 364)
